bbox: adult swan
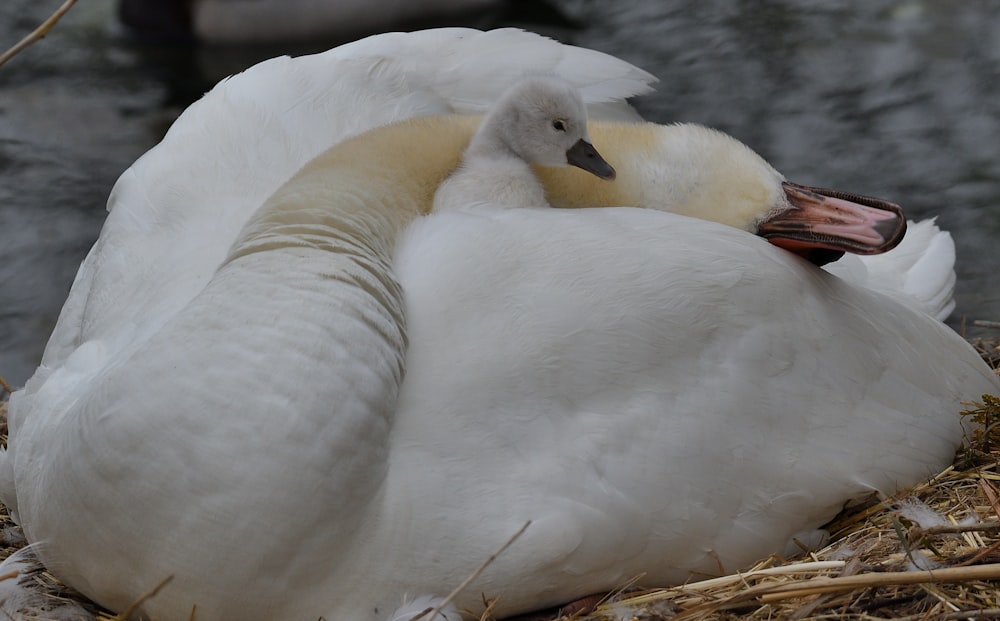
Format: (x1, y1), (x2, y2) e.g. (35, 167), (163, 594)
(0, 28), (996, 621)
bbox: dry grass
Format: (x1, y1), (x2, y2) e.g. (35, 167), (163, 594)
(973, 335), (1000, 371)
(0, 339), (999, 621)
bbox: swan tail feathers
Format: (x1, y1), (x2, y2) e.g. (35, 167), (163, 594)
(857, 218), (956, 320)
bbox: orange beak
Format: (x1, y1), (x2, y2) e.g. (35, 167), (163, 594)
(757, 182), (906, 265)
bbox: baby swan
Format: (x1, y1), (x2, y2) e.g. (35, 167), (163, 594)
(433, 77), (616, 211)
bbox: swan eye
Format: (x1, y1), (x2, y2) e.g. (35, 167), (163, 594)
(552, 119), (567, 132)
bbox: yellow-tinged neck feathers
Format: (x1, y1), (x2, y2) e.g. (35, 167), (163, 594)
(227, 116), (480, 263)
(228, 115), (784, 264)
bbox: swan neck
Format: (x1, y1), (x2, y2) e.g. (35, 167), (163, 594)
(466, 113), (524, 166)
(228, 116), (479, 264)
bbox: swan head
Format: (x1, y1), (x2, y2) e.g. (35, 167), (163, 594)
(538, 122), (906, 265)
(473, 77), (616, 180)
(642, 124), (906, 264)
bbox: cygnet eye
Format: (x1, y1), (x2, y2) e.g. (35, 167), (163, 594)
(552, 119), (567, 132)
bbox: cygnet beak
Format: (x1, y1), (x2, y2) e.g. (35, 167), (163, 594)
(566, 139), (616, 181)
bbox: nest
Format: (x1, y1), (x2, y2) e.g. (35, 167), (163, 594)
(0, 342), (999, 621)
(973, 336), (1000, 371)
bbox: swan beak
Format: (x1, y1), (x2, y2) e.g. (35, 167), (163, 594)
(758, 182), (907, 265)
(566, 139), (616, 180)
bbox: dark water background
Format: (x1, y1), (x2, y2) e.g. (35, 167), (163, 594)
(1, 0), (998, 386)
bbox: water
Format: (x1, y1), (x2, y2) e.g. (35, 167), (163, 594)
(1, 0), (998, 386)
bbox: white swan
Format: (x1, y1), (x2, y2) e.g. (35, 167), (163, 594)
(1, 28), (993, 621)
(434, 77), (615, 212)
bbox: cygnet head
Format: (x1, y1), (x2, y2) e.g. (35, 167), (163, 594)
(473, 77), (616, 180)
